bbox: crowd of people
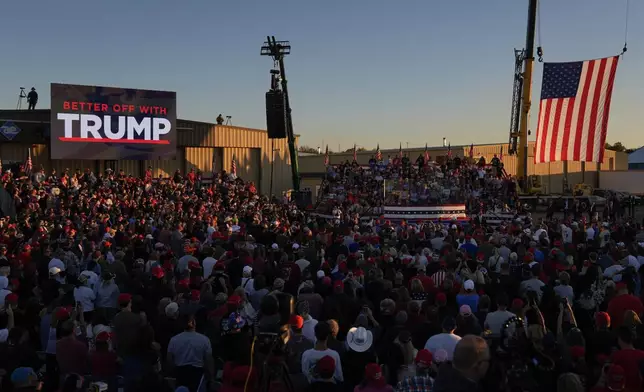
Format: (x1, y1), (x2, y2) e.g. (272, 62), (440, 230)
(316, 153), (518, 220)
(0, 157), (643, 392)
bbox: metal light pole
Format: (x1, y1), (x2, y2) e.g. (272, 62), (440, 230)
(261, 36), (300, 191)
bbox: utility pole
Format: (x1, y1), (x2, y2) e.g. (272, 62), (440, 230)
(261, 36), (300, 192)
(517, 0), (538, 190)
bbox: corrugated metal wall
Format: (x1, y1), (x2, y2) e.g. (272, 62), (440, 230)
(185, 147), (223, 177)
(145, 148), (185, 178)
(222, 147), (261, 189)
(51, 159), (97, 174)
(0, 143), (29, 162)
(176, 123), (293, 195)
(116, 161), (142, 177)
(461, 142), (625, 176)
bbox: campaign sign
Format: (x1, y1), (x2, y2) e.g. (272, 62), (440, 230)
(50, 83), (177, 160)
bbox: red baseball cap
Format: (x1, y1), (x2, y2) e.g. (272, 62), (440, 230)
(415, 349), (433, 367)
(95, 331), (112, 342)
(316, 355), (336, 377)
(188, 260), (200, 270)
(436, 292), (447, 303)
(190, 290), (201, 302)
(55, 307), (71, 321)
(365, 363), (385, 386)
(595, 312), (610, 328)
(333, 280), (345, 291)
(5, 293), (18, 303)
(569, 345), (585, 359)
(289, 315), (304, 329)
(118, 293), (132, 305)
(227, 295), (242, 307)
(511, 298), (524, 309)
(177, 278), (190, 289)
(151, 266), (165, 279)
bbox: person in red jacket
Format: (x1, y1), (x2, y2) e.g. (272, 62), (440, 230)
(219, 362), (256, 392)
(607, 282), (644, 329)
(609, 326), (644, 392)
(590, 364), (626, 392)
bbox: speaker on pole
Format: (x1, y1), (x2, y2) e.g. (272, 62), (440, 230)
(265, 90), (287, 139)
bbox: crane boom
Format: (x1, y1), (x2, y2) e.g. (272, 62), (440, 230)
(508, 49), (525, 155)
(516, 0), (538, 191)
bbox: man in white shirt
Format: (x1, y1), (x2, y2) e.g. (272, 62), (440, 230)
(485, 295), (515, 337)
(0, 276), (11, 306)
(561, 224), (573, 244)
(424, 317), (461, 360)
(294, 250), (311, 274)
(73, 275), (96, 313)
(202, 254), (218, 279)
(298, 300), (318, 342)
(301, 322), (343, 383)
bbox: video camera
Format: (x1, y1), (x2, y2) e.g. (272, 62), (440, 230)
(255, 291), (293, 357)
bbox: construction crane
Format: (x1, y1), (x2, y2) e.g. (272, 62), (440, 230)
(509, 0), (539, 192)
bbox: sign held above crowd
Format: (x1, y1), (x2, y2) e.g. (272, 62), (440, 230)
(50, 83), (177, 160)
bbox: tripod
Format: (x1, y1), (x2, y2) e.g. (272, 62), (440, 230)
(16, 87), (26, 110)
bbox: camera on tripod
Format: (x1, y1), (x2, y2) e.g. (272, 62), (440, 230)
(255, 292), (293, 356)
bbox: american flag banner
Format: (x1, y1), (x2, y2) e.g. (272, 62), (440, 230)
(230, 154), (237, 176)
(383, 205), (467, 222)
(24, 149), (33, 177)
(424, 143), (430, 162)
(353, 144), (357, 162)
(534, 56), (619, 163)
(324, 145), (330, 166)
(375, 144), (382, 161)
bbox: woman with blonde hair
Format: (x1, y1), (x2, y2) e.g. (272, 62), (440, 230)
(410, 279), (427, 304)
(233, 286), (257, 325)
(622, 309), (641, 328)
(622, 310), (644, 349)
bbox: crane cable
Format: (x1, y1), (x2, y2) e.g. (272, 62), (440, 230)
(621, 0), (629, 56)
(536, 0), (544, 62)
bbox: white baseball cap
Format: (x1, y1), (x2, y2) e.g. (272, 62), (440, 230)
(463, 279), (475, 291)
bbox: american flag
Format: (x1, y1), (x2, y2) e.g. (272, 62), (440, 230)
(499, 145), (504, 162)
(353, 144), (357, 162)
(24, 149), (33, 177)
(375, 144), (382, 161)
(534, 56), (619, 163)
(424, 143), (430, 162)
(447, 143), (452, 159)
(469, 143), (474, 159)
(324, 145), (330, 166)
(230, 154), (237, 176)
